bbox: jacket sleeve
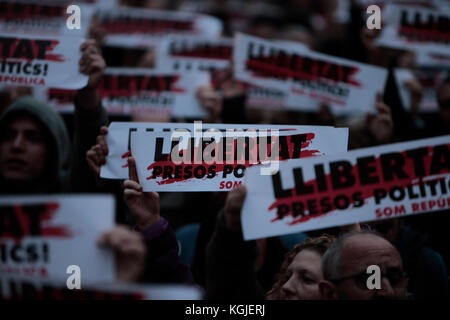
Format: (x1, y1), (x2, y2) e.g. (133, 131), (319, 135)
(70, 99), (108, 192)
(139, 217), (195, 284)
(205, 209), (265, 300)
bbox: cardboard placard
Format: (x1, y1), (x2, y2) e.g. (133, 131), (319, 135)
(233, 33), (387, 115)
(242, 135), (450, 240)
(129, 125), (349, 192)
(0, 32), (88, 89)
(0, 194), (115, 284)
(100, 122), (348, 182)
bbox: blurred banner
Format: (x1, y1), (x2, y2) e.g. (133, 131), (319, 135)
(0, 194), (115, 284)
(0, 33), (88, 89)
(155, 36), (233, 73)
(233, 33), (388, 115)
(0, 274), (203, 300)
(0, 0), (94, 37)
(95, 6), (223, 47)
(395, 68), (449, 113)
(97, 68), (210, 118)
(376, 4), (449, 57)
(34, 68), (211, 117)
(242, 135), (450, 240)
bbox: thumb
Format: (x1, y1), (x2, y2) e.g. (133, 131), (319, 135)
(376, 92), (383, 104)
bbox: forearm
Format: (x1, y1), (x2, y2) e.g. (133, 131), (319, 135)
(205, 210), (264, 300)
(70, 93), (108, 192)
(139, 217), (194, 284)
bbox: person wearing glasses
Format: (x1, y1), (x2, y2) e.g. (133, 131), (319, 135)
(318, 230), (409, 300)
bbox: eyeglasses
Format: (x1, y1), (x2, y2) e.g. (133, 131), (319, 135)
(329, 267), (407, 289)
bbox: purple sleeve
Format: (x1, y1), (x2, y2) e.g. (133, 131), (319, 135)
(138, 218), (194, 284)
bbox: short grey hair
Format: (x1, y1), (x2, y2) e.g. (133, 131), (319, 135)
(321, 230), (385, 281)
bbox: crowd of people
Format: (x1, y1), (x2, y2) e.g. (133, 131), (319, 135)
(0, 0), (449, 300)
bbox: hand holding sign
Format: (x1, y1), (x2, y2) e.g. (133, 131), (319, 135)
(98, 225), (146, 283)
(79, 40), (106, 90)
(224, 185), (247, 232)
(86, 126), (109, 188)
(368, 92), (394, 145)
(124, 157), (161, 231)
(75, 40), (106, 112)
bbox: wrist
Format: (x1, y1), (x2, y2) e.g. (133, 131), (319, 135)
(136, 215), (161, 232)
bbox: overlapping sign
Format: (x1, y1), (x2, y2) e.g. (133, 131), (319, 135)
(100, 122), (348, 185)
(155, 36), (233, 73)
(95, 6), (223, 47)
(0, 275), (203, 300)
(395, 68), (448, 113)
(124, 123), (348, 192)
(376, 4), (449, 57)
(0, 194), (116, 284)
(233, 33), (388, 115)
(0, 0), (94, 37)
(33, 67), (211, 115)
(242, 135), (450, 240)
(97, 68), (210, 118)
(0, 32), (88, 89)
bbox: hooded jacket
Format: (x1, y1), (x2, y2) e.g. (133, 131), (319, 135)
(0, 97), (71, 193)
(0, 95), (108, 194)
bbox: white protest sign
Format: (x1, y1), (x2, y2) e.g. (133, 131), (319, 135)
(0, 33), (88, 89)
(0, 194), (116, 284)
(179, 0), (283, 35)
(100, 122), (348, 181)
(233, 33), (387, 115)
(417, 51), (450, 68)
(155, 36), (233, 73)
(0, 275), (203, 300)
(97, 67), (210, 118)
(0, 0), (94, 37)
(395, 68), (448, 113)
(32, 87), (76, 113)
(95, 6), (222, 47)
(130, 125), (349, 192)
(376, 4), (449, 57)
(246, 86), (317, 112)
(242, 135), (450, 240)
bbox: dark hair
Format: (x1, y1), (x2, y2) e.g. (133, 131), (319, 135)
(266, 234), (335, 300)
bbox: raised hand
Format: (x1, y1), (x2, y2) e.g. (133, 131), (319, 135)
(224, 185), (247, 232)
(86, 126), (108, 176)
(123, 156), (161, 231)
(79, 39), (106, 89)
(368, 92), (394, 144)
(97, 225), (146, 282)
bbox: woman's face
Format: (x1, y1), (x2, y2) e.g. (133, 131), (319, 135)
(281, 249), (323, 300)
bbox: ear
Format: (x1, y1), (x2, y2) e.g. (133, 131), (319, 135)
(319, 280), (338, 300)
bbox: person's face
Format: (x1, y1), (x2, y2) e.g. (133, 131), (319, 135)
(0, 115), (48, 181)
(281, 249), (323, 300)
(333, 235), (407, 300)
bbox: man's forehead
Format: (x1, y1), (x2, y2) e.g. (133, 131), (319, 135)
(5, 114), (43, 131)
(341, 234), (401, 270)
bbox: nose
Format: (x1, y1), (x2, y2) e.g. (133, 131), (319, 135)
(11, 132), (25, 150)
(376, 276), (396, 299)
(281, 277), (296, 298)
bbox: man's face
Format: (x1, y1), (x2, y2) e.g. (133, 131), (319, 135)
(0, 115), (48, 181)
(281, 249), (323, 300)
(333, 234), (407, 300)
